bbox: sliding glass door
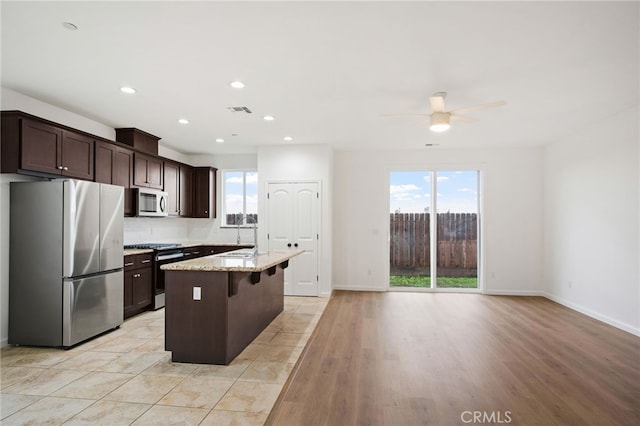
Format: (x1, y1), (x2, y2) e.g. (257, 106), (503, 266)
(389, 170), (479, 290)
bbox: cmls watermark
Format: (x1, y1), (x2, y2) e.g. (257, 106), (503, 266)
(460, 411), (512, 424)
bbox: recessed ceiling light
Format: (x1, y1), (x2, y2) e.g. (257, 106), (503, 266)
(215, 138), (224, 143)
(263, 115), (275, 121)
(62, 22), (78, 31)
(283, 136), (293, 141)
(230, 81), (245, 89)
(120, 86), (136, 94)
(178, 118), (189, 125)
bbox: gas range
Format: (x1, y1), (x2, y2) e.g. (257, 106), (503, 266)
(124, 243), (183, 250)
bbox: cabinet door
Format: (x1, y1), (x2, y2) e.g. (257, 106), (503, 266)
(61, 130), (94, 180)
(179, 166), (193, 217)
(95, 142), (134, 216)
(124, 271), (133, 310)
(193, 167), (216, 218)
(95, 141), (115, 184)
(146, 156), (164, 189)
(134, 153), (163, 189)
(132, 268), (152, 308)
(114, 147), (134, 216)
(20, 119), (62, 175)
(164, 161), (180, 216)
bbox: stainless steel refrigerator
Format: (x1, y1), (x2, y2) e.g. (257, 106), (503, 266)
(9, 179), (124, 347)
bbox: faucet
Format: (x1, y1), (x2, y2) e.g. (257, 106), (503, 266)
(237, 214), (258, 256)
(244, 214), (258, 257)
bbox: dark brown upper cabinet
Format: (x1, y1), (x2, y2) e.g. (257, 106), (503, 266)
(1, 116), (94, 180)
(133, 152), (163, 189)
(164, 160), (193, 217)
(95, 140), (135, 215)
(193, 166), (217, 218)
(179, 166), (194, 217)
(115, 128), (160, 156)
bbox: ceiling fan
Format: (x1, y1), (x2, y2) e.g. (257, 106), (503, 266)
(383, 92), (506, 132)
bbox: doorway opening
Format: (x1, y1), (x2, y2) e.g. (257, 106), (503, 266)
(389, 170), (479, 290)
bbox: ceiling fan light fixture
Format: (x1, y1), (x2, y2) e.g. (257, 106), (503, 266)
(429, 112), (450, 132)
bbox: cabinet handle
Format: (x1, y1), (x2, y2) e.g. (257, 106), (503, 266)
(133, 273), (141, 278)
(141, 259), (151, 264)
(287, 243), (292, 247)
(63, 166), (69, 171)
(124, 262), (134, 267)
(294, 243), (299, 247)
(57, 166), (64, 170)
(204, 210), (208, 214)
(193, 251), (200, 255)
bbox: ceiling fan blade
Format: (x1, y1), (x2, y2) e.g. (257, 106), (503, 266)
(413, 119), (431, 127)
(381, 113), (430, 118)
(429, 96), (445, 113)
(449, 100), (506, 115)
(450, 114), (477, 123)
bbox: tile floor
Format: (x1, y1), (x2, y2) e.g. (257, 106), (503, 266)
(0, 296), (327, 425)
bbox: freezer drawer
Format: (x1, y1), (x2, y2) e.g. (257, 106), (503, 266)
(63, 270), (123, 347)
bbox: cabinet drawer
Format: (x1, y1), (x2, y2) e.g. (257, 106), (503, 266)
(124, 253), (154, 270)
(124, 255), (136, 271)
(136, 253), (153, 268)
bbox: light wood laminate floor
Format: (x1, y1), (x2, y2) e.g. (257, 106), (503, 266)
(267, 291), (640, 426)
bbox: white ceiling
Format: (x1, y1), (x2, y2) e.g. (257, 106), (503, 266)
(2, 1), (638, 155)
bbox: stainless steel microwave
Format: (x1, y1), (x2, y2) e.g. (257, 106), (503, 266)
(134, 188), (168, 217)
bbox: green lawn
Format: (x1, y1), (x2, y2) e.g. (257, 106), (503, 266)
(389, 275), (477, 288)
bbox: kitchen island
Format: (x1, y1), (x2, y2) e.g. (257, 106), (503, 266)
(161, 249), (303, 365)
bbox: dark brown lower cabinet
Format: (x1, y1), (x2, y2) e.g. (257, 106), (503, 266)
(124, 253), (153, 319)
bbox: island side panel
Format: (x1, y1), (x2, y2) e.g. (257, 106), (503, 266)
(165, 270), (228, 364)
(262, 266), (285, 326)
(226, 267), (285, 363)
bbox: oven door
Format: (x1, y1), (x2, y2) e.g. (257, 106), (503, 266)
(153, 250), (184, 309)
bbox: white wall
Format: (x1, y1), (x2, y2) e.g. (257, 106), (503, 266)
(332, 147), (544, 295)
(258, 144), (333, 296)
(543, 106), (639, 335)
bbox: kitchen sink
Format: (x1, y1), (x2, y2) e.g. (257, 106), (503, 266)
(214, 248), (257, 259)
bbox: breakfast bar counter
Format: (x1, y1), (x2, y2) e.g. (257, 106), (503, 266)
(161, 249), (303, 365)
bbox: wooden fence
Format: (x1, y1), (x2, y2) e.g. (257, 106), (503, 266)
(226, 213), (258, 225)
(390, 213), (477, 274)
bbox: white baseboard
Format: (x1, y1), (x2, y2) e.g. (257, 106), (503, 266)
(0, 337), (8, 348)
(483, 289), (545, 296)
(331, 284), (386, 292)
(542, 292), (640, 337)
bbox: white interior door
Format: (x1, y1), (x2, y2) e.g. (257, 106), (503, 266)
(267, 182), (319, 296)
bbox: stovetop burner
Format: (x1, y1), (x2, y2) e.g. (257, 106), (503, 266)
(124, 243), (183, 250)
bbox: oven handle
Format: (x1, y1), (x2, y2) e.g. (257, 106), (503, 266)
(156, 252), (185, 261)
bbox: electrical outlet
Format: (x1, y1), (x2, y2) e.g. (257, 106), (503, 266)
(193, 286), (201, 300)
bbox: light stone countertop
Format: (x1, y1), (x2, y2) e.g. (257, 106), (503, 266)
(123, 248), (154, 256)
(123, 242), (251, 257)
(160, 249), (304, 272)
